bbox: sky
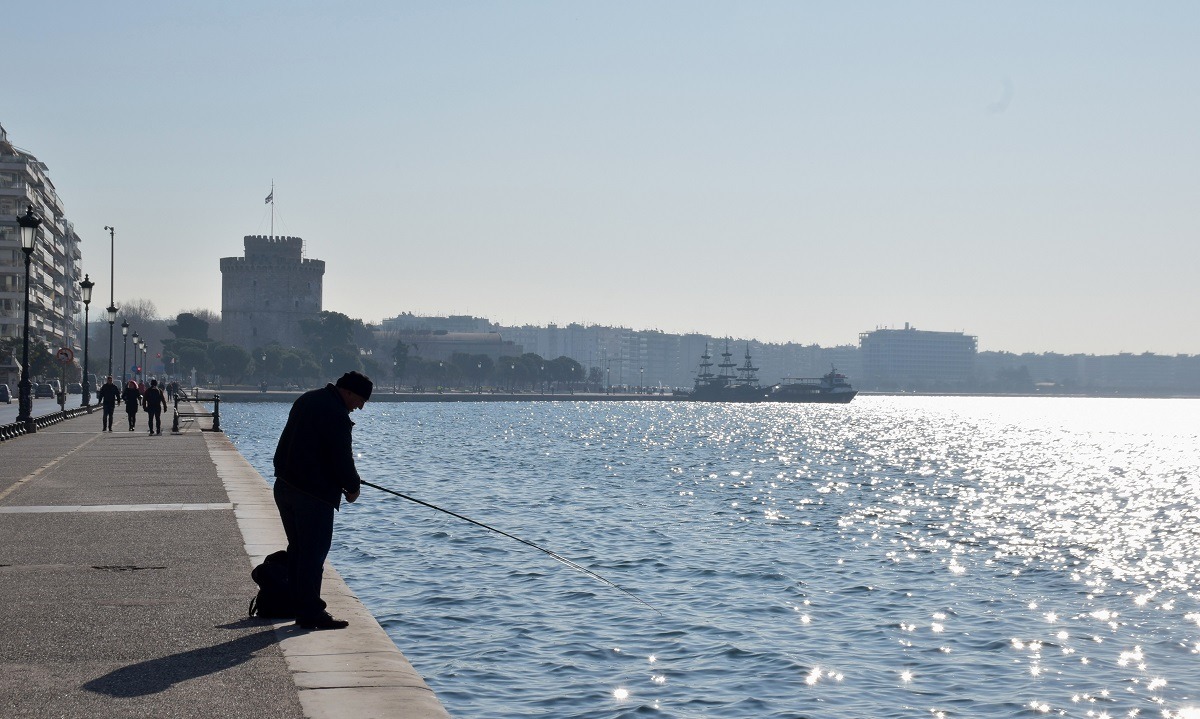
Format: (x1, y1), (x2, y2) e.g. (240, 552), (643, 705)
(5, 1), (1198, 355)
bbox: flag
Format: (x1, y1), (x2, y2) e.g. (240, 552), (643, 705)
(264, 191), (273, 204)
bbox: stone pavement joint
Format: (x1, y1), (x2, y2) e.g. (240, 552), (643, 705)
(0, 407), (450, 719)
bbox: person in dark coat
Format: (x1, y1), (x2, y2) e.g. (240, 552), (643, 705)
(272, 371), (372, 630)
(142, 378), (167, 436)
(121, 380), (141, 431)
(96, 375), (120, 432)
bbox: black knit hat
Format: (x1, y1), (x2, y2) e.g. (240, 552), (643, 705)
(335, 371), (373, 400)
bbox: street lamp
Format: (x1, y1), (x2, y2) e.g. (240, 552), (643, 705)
(106, 303), (117, 376)
(640, 367), (644, 394)
(15, 205), (42, 431)
(79, 274), (94, 407)
(131, 331), (139, 383)
(121, 320), (130, 384)
(103, 225), (115, 376)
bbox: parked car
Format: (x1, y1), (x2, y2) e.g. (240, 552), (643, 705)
(67, 382), (83, 394)
(34, 383), (55, 398)
(0, 383), (10, 404)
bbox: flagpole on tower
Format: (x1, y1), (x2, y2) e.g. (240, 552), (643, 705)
(265, 180), (275, 237)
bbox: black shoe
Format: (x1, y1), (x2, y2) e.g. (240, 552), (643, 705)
(295, 613), (349, 631)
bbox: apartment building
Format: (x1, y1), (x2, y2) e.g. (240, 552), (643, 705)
(0, 123), (84, 360)
(858, 323), (977, 390)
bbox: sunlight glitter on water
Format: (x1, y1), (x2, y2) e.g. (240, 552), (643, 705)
(222, 396), (1200, 719)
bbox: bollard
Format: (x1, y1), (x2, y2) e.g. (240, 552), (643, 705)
(211, 395), (221, 432)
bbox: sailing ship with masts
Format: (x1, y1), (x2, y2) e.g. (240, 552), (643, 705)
(688, 341), (766, 402)
(687, 342), (858, 404)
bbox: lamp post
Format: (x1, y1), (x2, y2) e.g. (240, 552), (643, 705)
(131, 331), (139, 384)
(105, 303), (117, 377)
(103, 225), (115, 376)
(640, 367), (644, 394)
(121, 320), (130, 384)
(79, 274), (94, 407)
(15, 205), (42, 431)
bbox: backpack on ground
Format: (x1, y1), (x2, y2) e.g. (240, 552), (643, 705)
(249, 549), (295, 619)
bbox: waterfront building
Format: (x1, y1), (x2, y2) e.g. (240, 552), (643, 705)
(220, 236), (323, 350)
(0, 123), (84, 363)
(859, 323), (977, 391)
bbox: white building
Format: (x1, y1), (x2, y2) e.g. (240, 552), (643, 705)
(0, 123), (84, 363)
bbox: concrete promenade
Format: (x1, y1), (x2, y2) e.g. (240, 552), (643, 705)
(0, 403), (451, 719)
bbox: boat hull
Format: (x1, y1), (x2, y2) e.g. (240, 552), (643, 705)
(764, 388), (857, 404)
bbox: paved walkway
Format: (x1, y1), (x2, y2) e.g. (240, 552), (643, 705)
(0, 404), (450, 719)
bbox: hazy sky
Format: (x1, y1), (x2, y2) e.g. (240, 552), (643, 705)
(7, 2), (1198, 355)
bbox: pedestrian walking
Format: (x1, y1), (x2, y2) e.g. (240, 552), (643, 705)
(272, 371), (372, 630)
(122, 380), (141, 431)
(142, 379), (167, 435)
(96, 375), (119, 432)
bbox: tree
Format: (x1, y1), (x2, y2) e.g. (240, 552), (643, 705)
(164, 338), (213, 377)
(392, 341), (410, 385)
(209, 343), (253, 384)
(1, 336), (56, 381)
(299, 311), (362, 361)
(118, 298), (160, 326)
(169, 313), (211, 342)
(547, 356), (583, 387)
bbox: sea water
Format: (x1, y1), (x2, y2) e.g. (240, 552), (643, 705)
(222, 396), (1200, 718)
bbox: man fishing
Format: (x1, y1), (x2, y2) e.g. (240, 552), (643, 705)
(272, 370), (372, 630)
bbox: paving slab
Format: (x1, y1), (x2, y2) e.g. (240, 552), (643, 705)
(0, 407), (450, 719)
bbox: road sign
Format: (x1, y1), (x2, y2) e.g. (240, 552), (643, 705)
(56, 347), (74, 366)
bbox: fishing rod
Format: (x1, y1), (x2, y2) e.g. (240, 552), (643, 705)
(359, 480), (659, 614)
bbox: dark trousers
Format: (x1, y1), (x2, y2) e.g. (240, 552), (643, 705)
(126, 406), (137, 429)
(147, 408), (162, 433)
(273, 479), (333, 622)
(102, 405), (115, 430)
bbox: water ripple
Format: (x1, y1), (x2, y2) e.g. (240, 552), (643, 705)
(223, 396), (1200, 718)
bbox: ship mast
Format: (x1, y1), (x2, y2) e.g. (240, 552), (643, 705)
(736, 343), (759, 386)
(696, 343), (714, 385)
(718, 339), (737, 384)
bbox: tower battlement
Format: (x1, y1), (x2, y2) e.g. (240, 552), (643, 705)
(243, 235), (304, 261)
(220, 233), (324, 350)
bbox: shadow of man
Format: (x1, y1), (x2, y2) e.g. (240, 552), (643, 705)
(82, 624), (282, 698)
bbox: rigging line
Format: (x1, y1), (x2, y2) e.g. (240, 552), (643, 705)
(359, 480), (659, 614)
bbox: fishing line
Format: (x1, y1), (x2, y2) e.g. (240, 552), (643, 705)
(359, 480), (659, 614)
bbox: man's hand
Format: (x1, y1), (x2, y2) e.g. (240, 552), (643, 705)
(345, 489), (360, 503)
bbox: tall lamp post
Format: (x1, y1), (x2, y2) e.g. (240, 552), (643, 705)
(121, 321), (130, 384)
(131, 331), (139, 384)
(105, 303), (117, 377)
(103, 225), (115, 376)
(15, 205), (42, 431)
(79, 274), (94, 407)
(139, 339), (146, 381)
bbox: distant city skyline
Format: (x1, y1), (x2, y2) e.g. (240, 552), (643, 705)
(6, 2), (1198, 357)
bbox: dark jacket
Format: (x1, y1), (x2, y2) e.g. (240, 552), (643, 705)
(97, 382), (120, 408)
(143, 386), (167, 412)
(273, 384), (360, 508)
(122, 386), (141, 412)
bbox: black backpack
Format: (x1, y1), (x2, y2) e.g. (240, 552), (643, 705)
(249, 550), (295, 619)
